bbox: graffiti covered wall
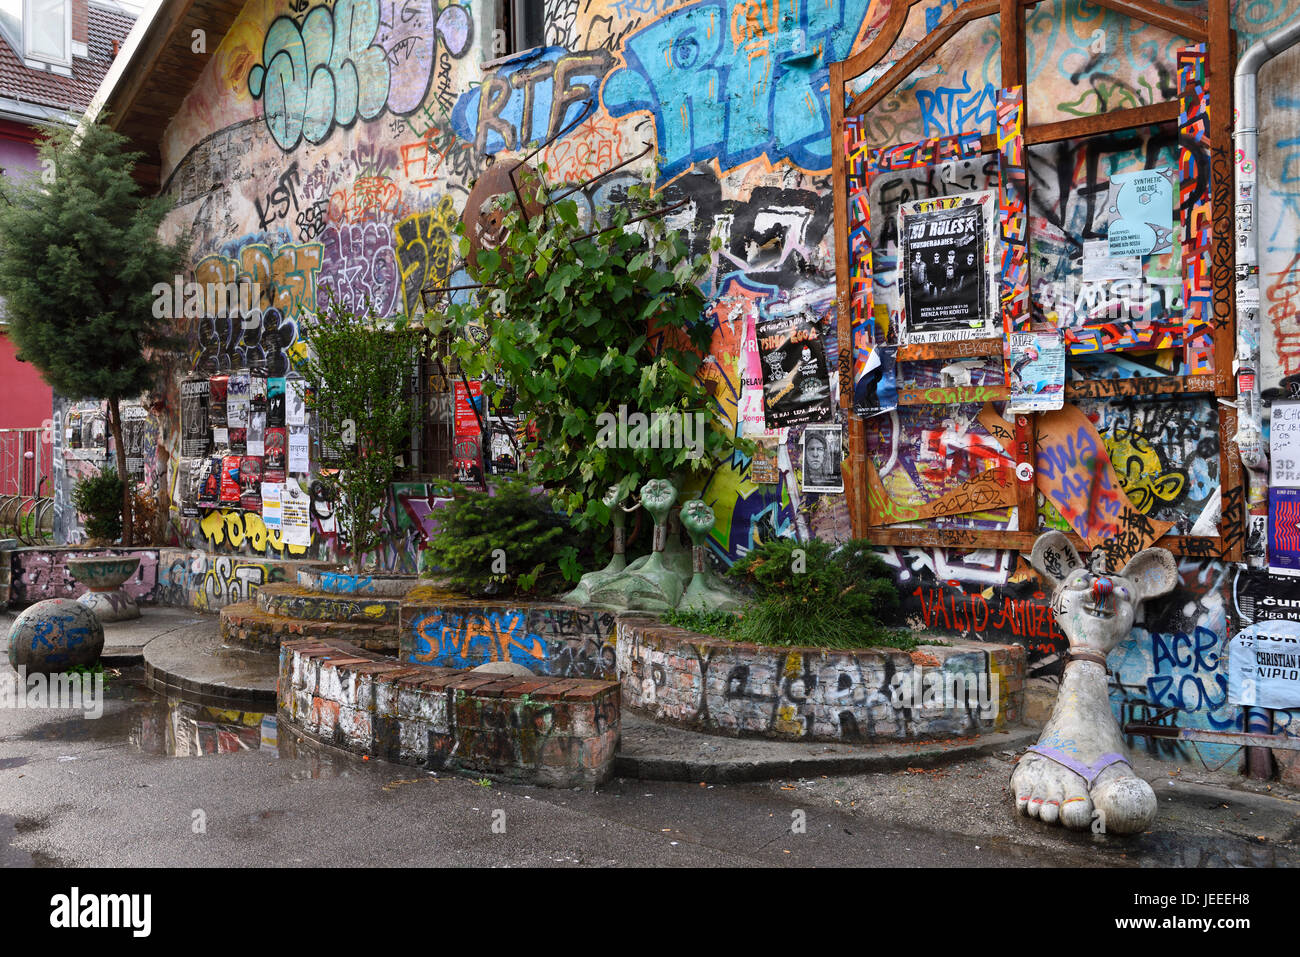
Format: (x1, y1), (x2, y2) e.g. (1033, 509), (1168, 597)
(140, 0), (1300, 763)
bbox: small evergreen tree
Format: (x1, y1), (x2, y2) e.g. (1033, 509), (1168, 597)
(0, 118), (189, 545)
(293, 292), (421, 570)
(422, 477), (585, 596)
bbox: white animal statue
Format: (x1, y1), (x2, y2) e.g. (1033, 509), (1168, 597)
(1016, 531), (1178, 834)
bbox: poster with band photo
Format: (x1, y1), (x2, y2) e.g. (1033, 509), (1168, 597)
(801, 424), (843, 493)
(898, 190), (997, 344)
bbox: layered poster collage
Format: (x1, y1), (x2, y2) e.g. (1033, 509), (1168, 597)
(177, 371), (311, 546)
(737, 301), (842, 494)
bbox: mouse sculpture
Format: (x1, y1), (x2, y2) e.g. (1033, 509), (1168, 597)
(1016, 531), (1177, 834)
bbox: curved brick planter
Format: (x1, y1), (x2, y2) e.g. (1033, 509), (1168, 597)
(615, 617), (1024, 744)
(279, 638), (620, 786)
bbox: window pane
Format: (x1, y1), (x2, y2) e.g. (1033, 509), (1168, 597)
(27, 0), (66, 62)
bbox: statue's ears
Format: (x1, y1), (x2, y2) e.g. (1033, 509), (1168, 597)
(1120, 547), (1178, 603)
(1029, 531), (1083, 595)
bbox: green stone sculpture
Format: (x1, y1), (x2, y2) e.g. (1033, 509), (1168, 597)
(678, 499), (746, 613)
(561, 486), (631, 605)
(565, 478), (746, 614)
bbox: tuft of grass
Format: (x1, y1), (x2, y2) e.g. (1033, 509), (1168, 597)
(661, 607), (741, 637)
(728, 596), (919, 651)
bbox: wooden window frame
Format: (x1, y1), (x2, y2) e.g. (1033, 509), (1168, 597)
(829, 0), (1243, 561)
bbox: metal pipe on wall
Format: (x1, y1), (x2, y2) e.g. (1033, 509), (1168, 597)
(1232, 18), (1300, 779)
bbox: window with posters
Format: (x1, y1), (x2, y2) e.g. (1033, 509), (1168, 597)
(832, 1), (1241, 574)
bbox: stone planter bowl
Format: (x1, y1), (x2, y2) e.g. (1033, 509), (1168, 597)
(67, 555), (142, 622)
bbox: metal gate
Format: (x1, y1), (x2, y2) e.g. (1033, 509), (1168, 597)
(0, 427), (52, 543)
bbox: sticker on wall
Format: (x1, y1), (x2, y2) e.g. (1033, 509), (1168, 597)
(178, 457), (201, 519)
(261, 482), (283, 531)
(853, 344), (898, 418)
(486, 416), (519, 474)
(285, 374), (307, 427)
(267, 377), (286, 428)
(801, 425), (843, 493)
(755, 306), (831, 428)
(219, 454), (242, 505)
(897, 190), (998, 344)
(247, 411), (266, 457)
(1270, 400), (1300, 488)
(1006, 330), (1066, 413)
(197, 455), (221, 509)
(1107, 167), (1176, 258)
(1269, 486), (1300, 576)
(750, 442), (780, 484)
(281, 478), (311, 548)
(181, 378), (209, 458)
(263, 427), (287, 483)
(1081, 239), (1141, 282)
(1228, 620), (1300, 708)
(209, 375), (229, 429)
(228, 370), (251, 428)
(288, 424), (310, 475)
(239, 456), (263, 512)
(738, 311), (788, 441)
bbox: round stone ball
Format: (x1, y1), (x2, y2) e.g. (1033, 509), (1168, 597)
(6, 598), (106, 675)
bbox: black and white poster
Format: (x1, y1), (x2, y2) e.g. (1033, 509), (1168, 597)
(755, 307), (832, 429)
(181, 378), (209, 458)
(898, 191), (997, 344)
(801, 424), (843, 493)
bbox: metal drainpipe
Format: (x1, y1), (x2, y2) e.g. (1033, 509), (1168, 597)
(1233, 19), (1300, 779)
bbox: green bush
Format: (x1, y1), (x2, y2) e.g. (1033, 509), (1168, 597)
(422, 477), (588, 597)
(724, 537), (913, 650)
(72, 467), (123, 543)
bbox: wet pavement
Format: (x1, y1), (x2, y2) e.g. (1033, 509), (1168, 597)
(2, 649), (1297, 868)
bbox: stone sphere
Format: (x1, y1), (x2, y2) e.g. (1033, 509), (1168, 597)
(471, 660), (535, 678)
(7, 598), (105, 675)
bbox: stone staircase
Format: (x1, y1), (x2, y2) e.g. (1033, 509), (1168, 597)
(219, 582), (403, 654)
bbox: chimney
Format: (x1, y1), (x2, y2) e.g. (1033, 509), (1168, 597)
(72, 0), (88, 48)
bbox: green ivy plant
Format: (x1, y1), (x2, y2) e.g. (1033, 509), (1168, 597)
(432, 176), (736, 528)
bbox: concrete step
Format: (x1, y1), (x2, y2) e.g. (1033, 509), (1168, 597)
(220, 601), (399, 654)
(612, 712), (1040, 783)
(254, 582), (402, 626)
(143, 621), (278, 712)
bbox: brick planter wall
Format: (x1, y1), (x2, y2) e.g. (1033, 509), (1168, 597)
(616, 616), (1024, 743)
(279, 638), (621, 787)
